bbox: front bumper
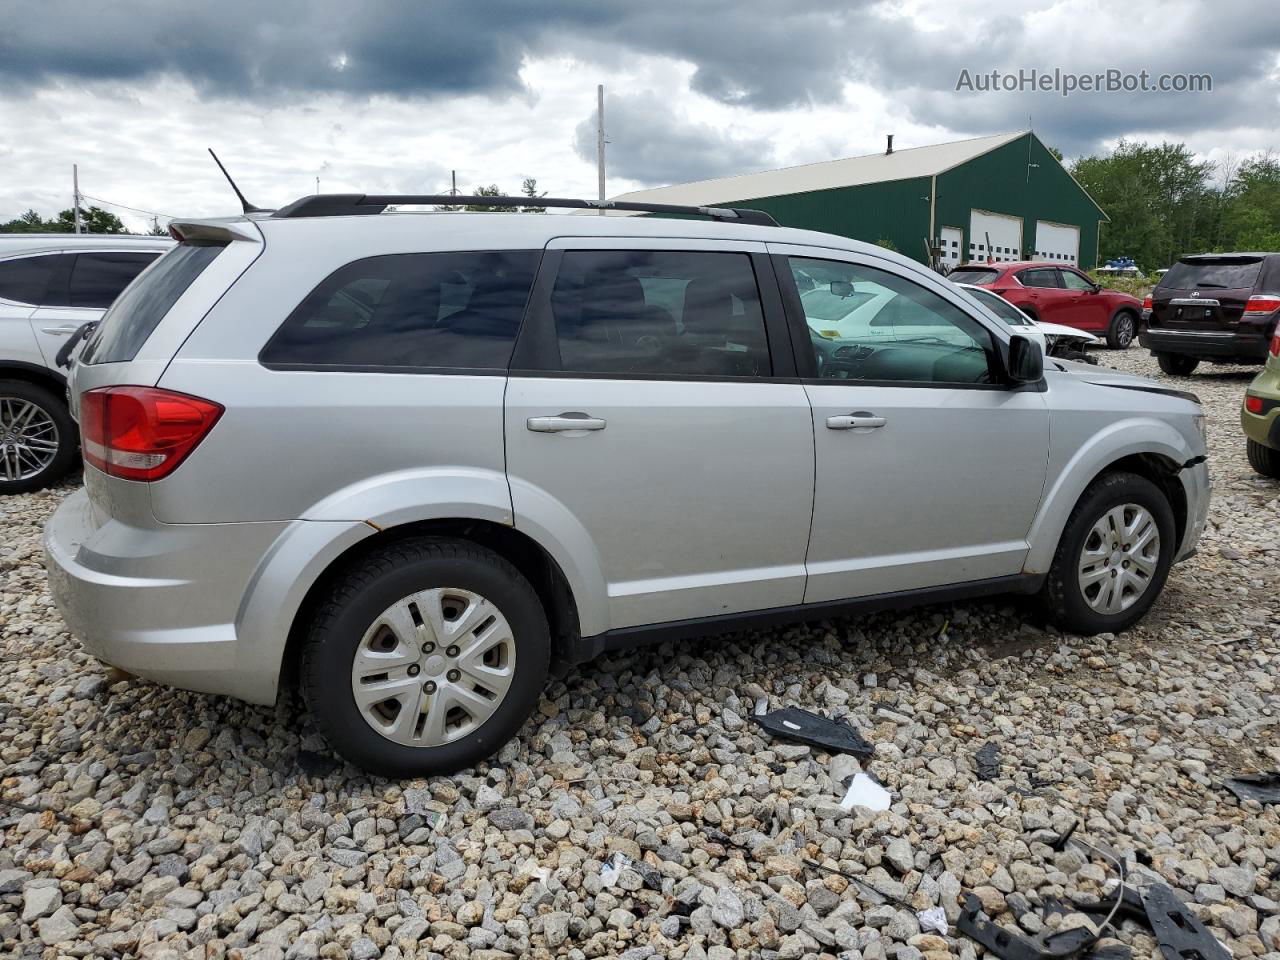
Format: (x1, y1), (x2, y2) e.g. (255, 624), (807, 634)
(1179, 458), (1211, 562)
(44, 488), (292, 704)
(1140, 328), (1271, 363)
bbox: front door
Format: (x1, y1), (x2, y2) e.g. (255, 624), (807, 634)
(504, 239), (815, 632)
(770, 244), (1050, 603)
(1058, 268), (1110, 332)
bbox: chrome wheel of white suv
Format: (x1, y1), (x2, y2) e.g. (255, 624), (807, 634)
(352, 587), (517, 747)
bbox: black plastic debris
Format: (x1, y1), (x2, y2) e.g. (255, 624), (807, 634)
(1075, 883), (1229, 960)
(1223, 771), (1280, 805)
(975, 742), (1001, 780)
(958, 893), (1104, 960)
(750, 707), (874, 758)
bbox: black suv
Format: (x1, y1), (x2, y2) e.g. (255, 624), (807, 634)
(1140, 253), (1280, 375)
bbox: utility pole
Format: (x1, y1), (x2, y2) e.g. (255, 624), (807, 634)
(451, 170), (457, 197)
(596, 84), (606, 215)
(72, 164), (82, 234)
(315, 176), (320, 194)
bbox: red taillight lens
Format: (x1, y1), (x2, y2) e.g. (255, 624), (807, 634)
(1244, 295), (1280, 315)
(80, 386), (222, 481)
(1142, 296), (1152, 310)
(1270, 334), (1280, 357)
(1245, 394), (1264, 414)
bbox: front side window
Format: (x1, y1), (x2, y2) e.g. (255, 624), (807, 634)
(0, 253), (72, 306)
(550, 250), (770, 377)
(789, 257), (995, 385)
(1060, 270), (1095, 292)
(1018, 268), (1060, 289)
(70, 252), (161, 308)
(261, 250), (539, 370)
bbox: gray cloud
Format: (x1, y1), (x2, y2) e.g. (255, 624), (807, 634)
(573, 92), (776, 185)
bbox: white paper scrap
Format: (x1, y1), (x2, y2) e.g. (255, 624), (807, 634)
(839, 772), (891, 812)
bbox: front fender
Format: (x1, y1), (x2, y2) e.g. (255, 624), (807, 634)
(1024, 417), (1196, 574)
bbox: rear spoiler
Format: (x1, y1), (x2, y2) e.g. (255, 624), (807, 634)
(167, 218), (263, 244)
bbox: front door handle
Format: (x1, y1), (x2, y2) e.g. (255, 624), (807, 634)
(827, 412), (886, 430)
(527, 412), (607, 433)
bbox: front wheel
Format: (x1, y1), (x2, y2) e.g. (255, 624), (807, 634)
(1156, 353), (1199, 376)
(1106, 311), (1137, 349)
(1247, 438), (1280, 478)
(301, 539), (550, 777)
(1039, 472), (1176, 635)
(0, 379), (78, 495)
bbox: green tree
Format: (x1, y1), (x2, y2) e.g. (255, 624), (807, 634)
(520, 177), (546, 213)
(1221, 154), (1280, 251)
(0, 209), (52, 232)
(53, 206), (126, 233)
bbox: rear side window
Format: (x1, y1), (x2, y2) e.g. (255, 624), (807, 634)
(83, 243), (225, 364)
(0, 253), (73, 305)
(549, 250), (770, 377)
(946, 267), (1000, 285)
(260, 251), (539, 371)
(70, 252), (160, 308)
(1160, 258), (1263, 290)
(1018, 268), (1060, 288)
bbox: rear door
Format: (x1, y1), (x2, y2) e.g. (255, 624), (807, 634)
(1013, 266), (1065, 321)
(29, 251), (161, 367)
(504, 238), (815, 631)
(771, 244), (1049, 602)
(0, 252), (67, 371)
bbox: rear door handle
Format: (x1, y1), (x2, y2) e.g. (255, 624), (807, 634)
(527, 412), (607, 433)
(41, 325), (81, 336)
(826, 412), (886, 430)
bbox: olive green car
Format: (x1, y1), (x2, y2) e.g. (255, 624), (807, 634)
(1242, 336), (1280, 477)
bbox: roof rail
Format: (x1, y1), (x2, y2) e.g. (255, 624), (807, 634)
(270, 193), (780, 227)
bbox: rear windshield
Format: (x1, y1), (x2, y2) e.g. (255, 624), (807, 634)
(947, 267), (1000, 285)
(1159, 258), (1263, 291)
(82, 243), (224, 364)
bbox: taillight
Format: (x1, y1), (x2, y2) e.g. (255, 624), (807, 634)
(80, 386), (222, 481)
(1243, 295), (1280, 315)
(1245, 394), (1264, 414)
(1270, 334), (1280, 357)
(1142, 296), (1153, 310)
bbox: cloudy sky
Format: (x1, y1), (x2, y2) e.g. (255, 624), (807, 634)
(1, 0), (1277, 231)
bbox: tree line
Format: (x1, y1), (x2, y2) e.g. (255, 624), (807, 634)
(1069, 141), (1280, 271)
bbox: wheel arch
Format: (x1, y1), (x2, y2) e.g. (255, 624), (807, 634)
(0, 361), (67, 393)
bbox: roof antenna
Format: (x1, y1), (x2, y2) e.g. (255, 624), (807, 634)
(208, 148), (267, 213)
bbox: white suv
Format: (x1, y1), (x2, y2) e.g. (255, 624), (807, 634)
(0, 233), (171, 492)
(44, 195), (1210, 777)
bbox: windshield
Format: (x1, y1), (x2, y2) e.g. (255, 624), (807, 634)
(947, 267), (1000, 285)
(1160, 258), (1262, 291)
(967, 286), (1032, 326)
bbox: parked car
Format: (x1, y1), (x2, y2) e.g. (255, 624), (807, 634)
(45, 196), (1209, 777)
(1139, 253), (1280, 376)
(0, 233), (172, 492)
(1241, 330), (1280, 477)
(947, 261), (1144, 349)
(955, 282), (1101, 363)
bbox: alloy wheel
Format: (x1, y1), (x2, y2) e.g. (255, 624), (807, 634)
(0, 397), (60, 482)
(350, 587), (516, 747)
(1077, 503), (1160, 614)
(1115, 315), (1135, 347)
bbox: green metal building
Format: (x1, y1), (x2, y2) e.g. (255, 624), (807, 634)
(614, 131), (1109, 270)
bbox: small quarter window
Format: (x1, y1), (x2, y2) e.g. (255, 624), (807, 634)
(0, 253), (72, 306)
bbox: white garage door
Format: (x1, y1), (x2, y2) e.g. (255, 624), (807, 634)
(939, 226), (963, 269)
(1035, 221), (1080, 265)
(968, 210), (1023, 263)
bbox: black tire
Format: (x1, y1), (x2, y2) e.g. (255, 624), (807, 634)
(1038, 471), (1176, 635)
(1105, 310), (1138, 349)
(1055, 348), (1098, 365)
(1247, 438), (1280, 478)
(301, 538), (550, 777)
(1156, 353), (1199, 376)
(0, 379), (78, 495)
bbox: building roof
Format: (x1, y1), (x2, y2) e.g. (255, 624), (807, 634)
(612, 131), (1030, 207)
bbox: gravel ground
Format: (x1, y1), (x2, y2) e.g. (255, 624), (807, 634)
(2, 349), (1278, 960)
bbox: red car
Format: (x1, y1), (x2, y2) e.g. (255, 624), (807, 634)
(947, 261), (1144, 349)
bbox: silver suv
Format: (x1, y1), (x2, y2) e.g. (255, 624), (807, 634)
(0, 233), (171, 492)
(44, 195), (1210, 777)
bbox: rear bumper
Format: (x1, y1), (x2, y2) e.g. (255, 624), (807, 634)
(44, 488), (293, 704)
(1242, 404), (1280, 449)
(1140, 328), (1271, 362)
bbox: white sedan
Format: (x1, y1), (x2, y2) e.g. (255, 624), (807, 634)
(955, 282), (1101, 363)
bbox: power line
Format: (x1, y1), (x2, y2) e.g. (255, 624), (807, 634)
(77, 192), (181, 221)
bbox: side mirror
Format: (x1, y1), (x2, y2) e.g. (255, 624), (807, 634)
(1090, 282), (1102, 294)
(1007, 334), (1043, 383)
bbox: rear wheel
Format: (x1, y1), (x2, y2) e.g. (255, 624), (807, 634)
(1247, 438), (1280, 478)
(1039, 472), (1176, 635)
(0, 380), (77, 495)
(1106, 310), (1137, 349)
(1156, 353), (1199, 376)
(301, 539), (550, 777)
